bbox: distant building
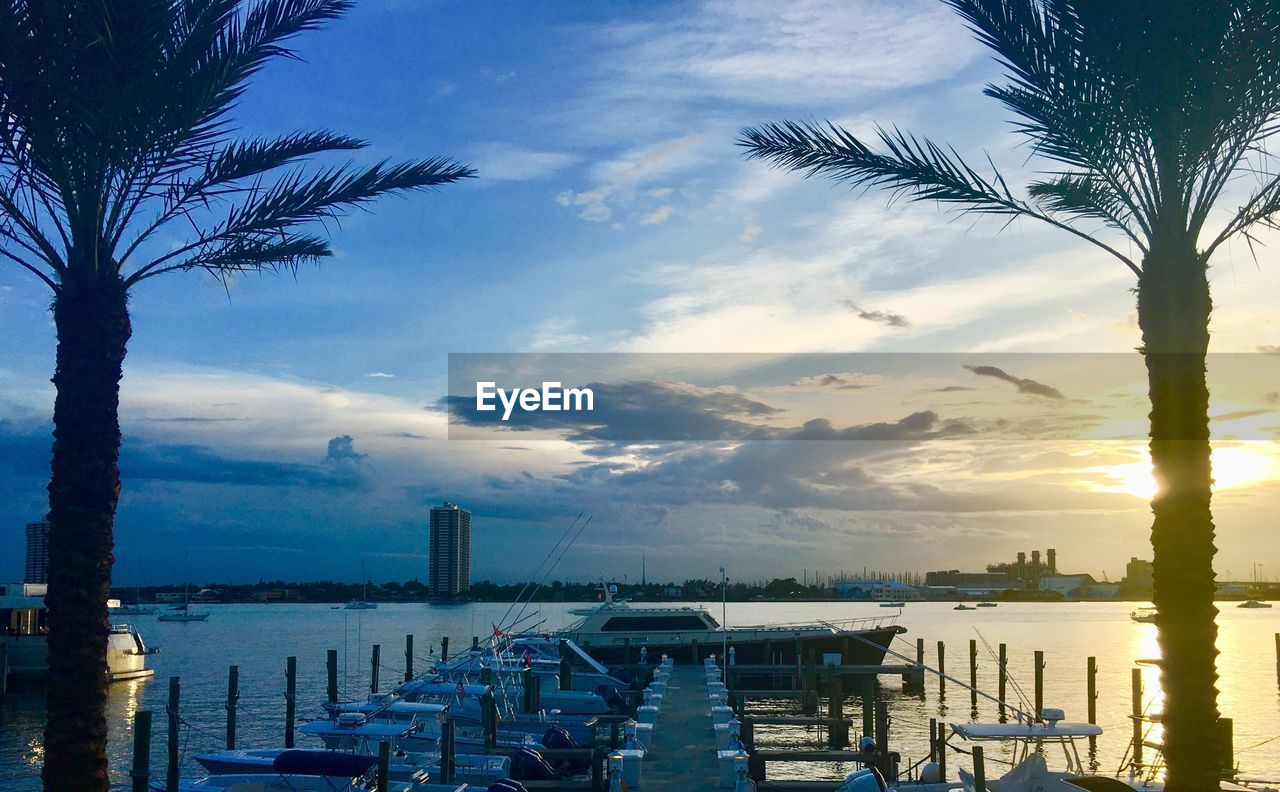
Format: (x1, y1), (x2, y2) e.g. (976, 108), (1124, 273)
(986, 547), (1058, 588)
(1039, 574), (1096, 597)
(24, 520), (49, 584)
(831, 578), (923, 601)
(429, 502), (472, 598)
(1122, 557), (1154, 596)
(925, 570), (1013, 589)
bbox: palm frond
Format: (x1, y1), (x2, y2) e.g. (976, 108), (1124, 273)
(739, 119), (1140, 273)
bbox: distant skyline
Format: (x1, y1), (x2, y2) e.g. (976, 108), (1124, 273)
(2, 0), (1278, 585)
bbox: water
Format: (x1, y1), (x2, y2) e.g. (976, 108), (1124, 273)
(1, 601), (1276, 788)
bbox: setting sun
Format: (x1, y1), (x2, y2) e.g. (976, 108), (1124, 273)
(1090, 444), (1278, 500)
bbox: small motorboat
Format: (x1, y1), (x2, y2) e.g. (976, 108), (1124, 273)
(343, 601), (377, 610)
(954, 604), (976, 611)
(1238, 599), (1272, 609)
(1130, 608), (1157, 623)
(878, 602), (905, 608)
(976, 601), (998, 608)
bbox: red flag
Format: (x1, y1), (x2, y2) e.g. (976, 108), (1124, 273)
(456, 681), (466, 700)
(492, 623), (503, 638)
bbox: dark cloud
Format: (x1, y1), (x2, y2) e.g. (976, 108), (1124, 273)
(790, 373), (871, 390)
(964, 365), (1066, 400)
(839, 300), (910, 328)
(930, 385), (975, 393)
(122, 438), (367, 490)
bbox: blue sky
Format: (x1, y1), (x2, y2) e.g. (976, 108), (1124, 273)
(2, 0), (1278, 585)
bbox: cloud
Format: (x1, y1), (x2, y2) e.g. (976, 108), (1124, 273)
(121, 440), (367, 490)
(839, 299), (911, 328)
(641, 205), (674, 225)
(965, 365), (1067, 400)
(365, 372), (395, 379)
(790, 372), (875, 391)
(556, 134), (703, 223)
(471, 144), (576, 182)
(739, 221), (761, 242)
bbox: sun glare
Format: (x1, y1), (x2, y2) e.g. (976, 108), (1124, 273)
(1090, 445), (1277, 499)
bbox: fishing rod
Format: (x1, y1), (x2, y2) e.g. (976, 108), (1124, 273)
(836, 626), (1036, 723)
(498, 511), (585, 630)
(510, 515), (593, 629)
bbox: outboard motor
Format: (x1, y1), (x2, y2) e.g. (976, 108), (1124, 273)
(834, 768), (887, 792)
(541, 726), (588, 774)
(487, 780), (530, 792)
(509, 747), (561, 781)
(595, 684), (631, 714)
(606, 665), (636, 686)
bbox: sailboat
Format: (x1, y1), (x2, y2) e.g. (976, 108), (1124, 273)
(344, 560), (378, 610)
(158, 584), (209, 622)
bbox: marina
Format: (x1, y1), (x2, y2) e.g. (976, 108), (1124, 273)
(2, 600), (1277, 790)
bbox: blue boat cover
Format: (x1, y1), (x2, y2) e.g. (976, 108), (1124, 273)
(271, 750), (378, 777)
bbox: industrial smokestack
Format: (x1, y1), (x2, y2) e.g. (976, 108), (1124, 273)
(1047, 548), (1057, 574)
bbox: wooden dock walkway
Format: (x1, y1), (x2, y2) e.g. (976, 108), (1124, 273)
(643, 663), (721, 792)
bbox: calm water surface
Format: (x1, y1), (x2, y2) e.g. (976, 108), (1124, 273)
(1, 601), (1277, 788)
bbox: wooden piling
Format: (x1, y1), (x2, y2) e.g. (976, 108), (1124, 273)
(131, 709), (152, 792)
(441, 636), (449, 662)
(285, 656), (297, 749)
(439, 717), (456, 783)
(874, 700), (890, 778)
(937, 720), (946, 780)
(166, 676), (180, 792)
(472, 635), (479, 651)
(969, 639), (978, 709)
(691, 637), (699, 663)
(623, 637), (632, 665)
(327, 649), (338, 703)
(937, 640), (946, 698)
(973, 746), (986, 791)
(226, 665), (238, 749)
(998, 643), (1007, 721)
(370, 644), (381, 694)
(1086, 657), (1097, 724)
(1131, 668), (1144, 767)
(523, 667), (536, 713)
(1219, 717), (1234, 776)
(559, 640), (573, 691)
(0, 642), (7, 696)
(928, 718), (937, 763)
(404, 635), (414, 682)
(1034, 650), (1045, 719)
(376, 741), (391, 792)
(828, 675), (847, 749)
(481, 690), (498, 749)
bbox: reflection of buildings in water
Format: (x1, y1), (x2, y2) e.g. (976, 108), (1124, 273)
(107, 676), (148, 724)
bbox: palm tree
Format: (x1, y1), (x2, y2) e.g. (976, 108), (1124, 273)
(0, 1), (473, 788)
(740, 2), (1280, 789)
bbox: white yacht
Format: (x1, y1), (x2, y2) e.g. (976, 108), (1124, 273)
(554, 586), (904, 666)
(1, 582), (158, 682)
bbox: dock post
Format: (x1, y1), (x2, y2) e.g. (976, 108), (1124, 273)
(376, 740), (391, 792)
(226, 665), (238, 749)
(928, 718), (937, 762)
(1087, 657), (1097, 724)
(1131, 668), (1144, 768)
(860, 677), (874, 742)
(327, 649), (338, 703)
(441, 636), (449, 662)
(1218, 717), (1234, 776)
(937, 720), (946, 780)
(472, 635), (479, 651)
(166, 676), (180, 792)
(404, 635), (414, 682)
(803, 653), (818, 714)
(370, 644), (381, 694)
(0, 642), (7, 696)
(828, 675), (847, 749)
(1033, 650), (1045, 719)
(440, 717), (455, 782)
(523, 667), (536, 713)
(937, 640), (946, 698)
(131, 709), (152, 792)
(969, 639), (978, 710)
(481, 690), (498, 749)
(997, 643), (1007, 721)
(285, 656), (297, 748)
(875, 700), (891, 780)
(973, 746), (986, 791)
(1275, 633), (1279, 684)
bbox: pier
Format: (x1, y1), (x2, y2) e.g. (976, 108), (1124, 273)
(643, 664), (720, 791)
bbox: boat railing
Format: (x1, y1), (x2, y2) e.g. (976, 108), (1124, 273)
(733, 614), (900, 632)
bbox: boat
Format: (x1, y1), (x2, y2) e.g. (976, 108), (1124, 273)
(111, 603), (158, 616)
(1130, 607), (1157, 623)
(1238, 599), (1272, 609)
(953, 604), (976, 611)
(879, 602), (905, 608)
(158, 749), (463, 791)
(552, 584), (905, 668)
(343, 559), (379, 610)
(0, 582), (159, 682)
(158, 602), (210, 622)
(976, 601), (998, 608)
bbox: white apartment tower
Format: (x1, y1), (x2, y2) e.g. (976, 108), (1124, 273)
(428, 502), (471, 598)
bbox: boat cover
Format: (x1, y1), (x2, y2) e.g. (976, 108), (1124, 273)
(299, 720), (412, 738)
(271, 750), (377, 776)
(952, 721), (1103, 739)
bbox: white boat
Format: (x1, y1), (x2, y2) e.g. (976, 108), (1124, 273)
(344, 560), (378, 609)
(1130, 608), (1157, 623)
(158, 602), (210, 621)
(1238, 599), (1272, 609)
(112, 603), (158, 616)
(0, 582), (158, 682)
(554, 584), (904, 666)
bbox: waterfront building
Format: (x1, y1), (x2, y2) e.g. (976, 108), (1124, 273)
(24, 520), (49, 584)
(429, 501), (472, 598)
(1121, 557), (1154, 596)
(831, 577), (923, 601)
(1039, 573), (1096, 597)
(924, 569), (1013, 588)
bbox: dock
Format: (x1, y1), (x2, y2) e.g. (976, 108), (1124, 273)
(643, 663), (721, 791)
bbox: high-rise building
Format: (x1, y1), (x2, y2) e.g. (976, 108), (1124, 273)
(25, 520), (50, 584)
(428, 502), (471, 598)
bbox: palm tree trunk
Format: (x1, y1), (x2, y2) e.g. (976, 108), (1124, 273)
(1138, 240), (1221, 792)
(42, 265), (131, 792)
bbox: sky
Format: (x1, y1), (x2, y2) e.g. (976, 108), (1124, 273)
(2, 0), (1278, 586)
